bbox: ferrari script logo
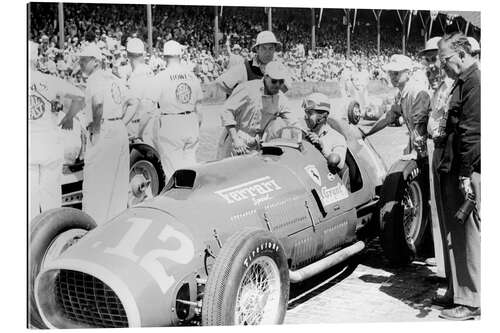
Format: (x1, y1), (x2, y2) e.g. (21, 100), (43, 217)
(321, 183), (349, 206)
(304, 165), (321, 186)
(215, 176), (282, 205)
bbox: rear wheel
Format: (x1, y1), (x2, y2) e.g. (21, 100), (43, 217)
(379, 160), (430, 265)
(129, 144), (165, 196)
(29, 208), (96, 328)
(201, 228), (289, 325)
(347, 100), (361, 125)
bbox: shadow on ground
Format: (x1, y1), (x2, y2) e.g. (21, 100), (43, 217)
(287, 238), (446, 319)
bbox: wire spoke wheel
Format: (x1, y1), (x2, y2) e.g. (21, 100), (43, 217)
(402, 181), (423, 246)
(234, 257), (281, 325)
(129, 160), (159, 196)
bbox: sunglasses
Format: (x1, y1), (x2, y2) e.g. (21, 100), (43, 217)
(439, 52), (456, 63)
(270, 79), (284, 85)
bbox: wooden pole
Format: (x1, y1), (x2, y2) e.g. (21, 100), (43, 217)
(58, 2), (64, 49)
(345, 9), (351, 58)
(311, 8), (316, 52)
(372, 10), (382, 56)
(214, 6), (219, 55)
(147, 4), (153, 52)
(268, 7), (272, 31)
(465, 21), (470, 35)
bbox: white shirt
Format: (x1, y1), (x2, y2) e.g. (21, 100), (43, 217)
(84, 70), (128, 125)
(147, 62), (203, 114)
(29, 69), (83, 163)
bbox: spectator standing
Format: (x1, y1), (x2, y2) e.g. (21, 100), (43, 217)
(436, 32), (480, 321)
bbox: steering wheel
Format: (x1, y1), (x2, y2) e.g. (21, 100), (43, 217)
(272, 125), (309, 142)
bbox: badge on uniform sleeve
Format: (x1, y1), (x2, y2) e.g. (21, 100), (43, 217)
(29, 94), (45, 120)
(175, 83), (192, 104)
(304, 165), (321, 186)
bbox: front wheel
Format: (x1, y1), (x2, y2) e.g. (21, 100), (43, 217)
(379, 159), (430, 265)
(29, 208), (97, 328)
(201, 228), (289, 325)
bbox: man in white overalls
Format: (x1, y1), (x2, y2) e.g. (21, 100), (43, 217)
(146, 40), (203, 180)
(217, 61), (296, 158)
(79, 44), (130, 224)
(29, 41), (85, 220)
(124, 37), (156, 147)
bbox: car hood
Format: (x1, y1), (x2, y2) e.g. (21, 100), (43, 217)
(35, 208), (202, 328)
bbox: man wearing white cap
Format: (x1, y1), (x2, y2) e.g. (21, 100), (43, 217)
(213, 31), (281, 96)
(124, 37), (155, 146)
(145, 40), (203, 179)
(78, 43), (130, 224)
(365, 54), (431, 159)
(29, 41), (85, 220)
(217, 61), (295, 158)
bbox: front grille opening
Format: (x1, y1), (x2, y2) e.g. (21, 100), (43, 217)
(55, 270), (128, 328)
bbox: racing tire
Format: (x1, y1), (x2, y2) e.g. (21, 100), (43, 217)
(29, 208), (97, 328)
(347, 100), (361, 125)
(379, 159), (430, 266)
(201, 228), (289, 326)
(129, 144), (166, 196)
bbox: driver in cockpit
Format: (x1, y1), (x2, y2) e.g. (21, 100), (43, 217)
(303, 93), (347, 171)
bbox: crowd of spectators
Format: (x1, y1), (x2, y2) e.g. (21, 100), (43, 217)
(29, 4), (429, 85)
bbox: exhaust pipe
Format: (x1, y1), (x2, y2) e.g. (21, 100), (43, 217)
(289, 241), (365, 283)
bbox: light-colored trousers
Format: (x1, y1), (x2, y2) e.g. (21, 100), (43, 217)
(156, 113), (199, 180)
(83, 121), (129, 224)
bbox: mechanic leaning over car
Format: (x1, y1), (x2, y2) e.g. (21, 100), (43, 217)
(434, 32), (481, 321)
(29, 41), (85, 220)
(419, 36), (456, 310)
(364, 54), (431, 160)
(145, 40), (203, 180)
(78, 44), (131, 224)
(211, 31), (289, 97)
(124, 37), (156, 147)
(217, 61), (296, 158)
(303, 93), (347, 171)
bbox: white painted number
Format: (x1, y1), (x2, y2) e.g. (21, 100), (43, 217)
(104, 218), (194, 294)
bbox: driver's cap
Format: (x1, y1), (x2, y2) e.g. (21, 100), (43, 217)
(303, 93), (331, 113)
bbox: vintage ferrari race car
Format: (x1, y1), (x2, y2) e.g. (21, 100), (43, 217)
(29, 118), (431, 328)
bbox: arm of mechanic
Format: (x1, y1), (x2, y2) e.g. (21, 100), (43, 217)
(365, 104), (400, 137)
(56, 77), (85, 130)
(221, 85), (250, 154)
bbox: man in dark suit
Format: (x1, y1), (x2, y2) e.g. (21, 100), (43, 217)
(436, 32), (481, 320)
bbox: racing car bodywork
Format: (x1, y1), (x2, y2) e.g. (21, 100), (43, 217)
(30, 118), (429, 327)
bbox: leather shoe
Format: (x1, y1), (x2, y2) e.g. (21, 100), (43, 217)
(431, 294), (454, 308)
(439, 305), (480, 320)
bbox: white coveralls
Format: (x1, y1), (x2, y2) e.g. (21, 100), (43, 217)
(147, 63), (203, 179)
(29, 69), (83, 220)
(82, 70), (130, 224)
(126, 63), (156, 146)
(217, 80), (295, 159)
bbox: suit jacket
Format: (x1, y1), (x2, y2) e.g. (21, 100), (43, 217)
(438, 63), (481, 176)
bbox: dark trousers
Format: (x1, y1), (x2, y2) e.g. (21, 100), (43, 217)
(433, 147), (481, 307)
